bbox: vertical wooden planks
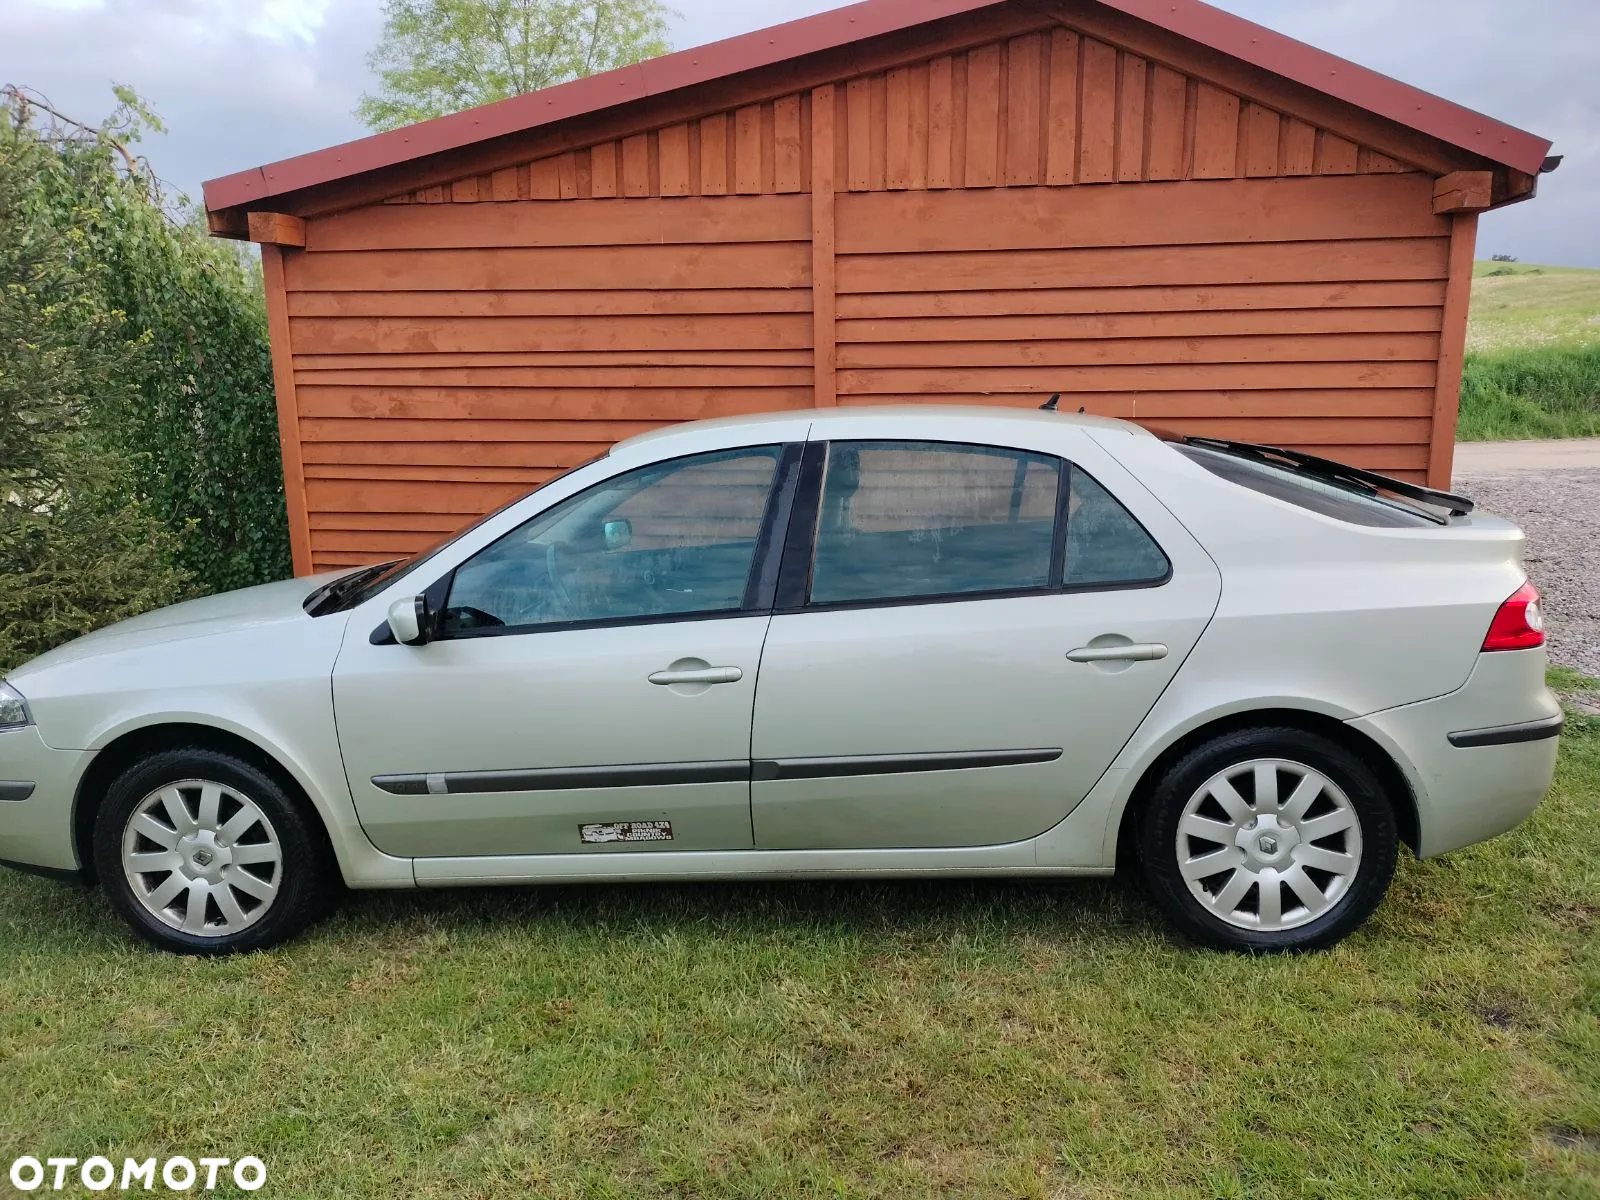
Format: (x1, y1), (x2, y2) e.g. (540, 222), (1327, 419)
(964, 42), (1001, 187)
(490, 167), (519, 201)
(928, 56), (955, 188)
(1192, 83), (1240, 179)
(1317, 132), (1360, 174)
(260, 246), (314, 576)
(773, 95), (804, 192)
(1044, 28), (1079, 185)
(1078, 38), (1117, 183)
(887, 67), (913, 189)
(529, 157), (561, 200)
(1281, 118), (1317, 175)
(659, 123), (692, 196)
(591, 142), (619, 197)
(847, 77), (873, 191)
(621, 134), (652, 197)
(1429, 212), (1478, 488)
(1116, 53), (1147, 182)
(735, 105), (763, 194)
(1146, 64), (1187, 180)
(812, 84), (838, 408)
(699, 113), (728, 195)
(1242, 103), (1280, 177)
(556, 152), (582, 200)
(1005, 33), (1043, 186)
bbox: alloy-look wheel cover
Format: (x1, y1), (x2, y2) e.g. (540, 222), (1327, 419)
(1175, 758), (1364, 933)
(120, 779), (284, 937)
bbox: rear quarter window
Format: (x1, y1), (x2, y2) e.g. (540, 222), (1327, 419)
(1172, 443), (1434, 529)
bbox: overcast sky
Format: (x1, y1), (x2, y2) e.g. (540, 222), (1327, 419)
(3, 0), (1595, 265)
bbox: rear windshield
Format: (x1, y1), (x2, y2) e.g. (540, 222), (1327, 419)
(1172, 443), (1434, 528)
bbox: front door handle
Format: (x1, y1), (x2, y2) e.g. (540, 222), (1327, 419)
(1066, 643), (1169, 663)
(648, 666), (744, 686)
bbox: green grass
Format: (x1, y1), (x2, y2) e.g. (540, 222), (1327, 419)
(1470, 262), (1600, 354)
(1458, 263), (1600, 442)
(2, 715), (1598, 1198)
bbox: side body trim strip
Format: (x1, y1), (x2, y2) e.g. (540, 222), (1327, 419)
(373, 749), (1063, 795)
(0, 781), (36, 802)
(752, 748), (1062, 781)
(1446, 714), (1564, 748)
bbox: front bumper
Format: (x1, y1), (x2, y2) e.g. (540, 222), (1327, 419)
(0, 726), (93, 875)
(1349, 651), (1561, 858)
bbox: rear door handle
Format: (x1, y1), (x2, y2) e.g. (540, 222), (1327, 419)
(648, 666), (744, 686)
(1066, 643), (1169, 663)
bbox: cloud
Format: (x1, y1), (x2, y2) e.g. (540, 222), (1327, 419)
(0, 0), (1594, 264)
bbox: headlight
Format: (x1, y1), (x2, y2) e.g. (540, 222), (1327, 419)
(0, 682), (32, 730)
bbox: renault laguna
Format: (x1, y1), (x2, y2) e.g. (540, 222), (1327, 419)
(0, 407), (1561, 954)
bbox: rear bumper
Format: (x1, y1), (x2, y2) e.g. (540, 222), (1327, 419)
(0, 726), (92, 875)
(1348, 650), (1561, 858)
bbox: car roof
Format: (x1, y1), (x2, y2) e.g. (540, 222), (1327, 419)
(616, 403), (1144, 454)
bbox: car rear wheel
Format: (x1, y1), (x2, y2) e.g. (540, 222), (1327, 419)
(1137, 727), (1399, 952)
(93, 748), (334, 955)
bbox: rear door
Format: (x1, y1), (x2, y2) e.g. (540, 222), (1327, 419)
(749, 435), (1221, 850)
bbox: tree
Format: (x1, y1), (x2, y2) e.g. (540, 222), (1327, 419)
(357, 0), (675, 131)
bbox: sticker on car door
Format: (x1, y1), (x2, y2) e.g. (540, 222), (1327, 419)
(580, 820), (674, 844)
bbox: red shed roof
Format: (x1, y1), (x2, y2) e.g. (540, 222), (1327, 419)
(203, 0), (1552, 214)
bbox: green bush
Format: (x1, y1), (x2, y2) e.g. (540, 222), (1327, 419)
(1456, 344), (1600, 441)
(0, 87), (287, 670)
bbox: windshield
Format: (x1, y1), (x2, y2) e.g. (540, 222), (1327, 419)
(304, 454), (608, 616)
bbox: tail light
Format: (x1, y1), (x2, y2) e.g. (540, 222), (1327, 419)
(1482, 582), (1545, 652)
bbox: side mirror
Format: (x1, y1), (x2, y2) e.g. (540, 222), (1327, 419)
(386, 595), (431, 646)
(602, 518), (632, 551)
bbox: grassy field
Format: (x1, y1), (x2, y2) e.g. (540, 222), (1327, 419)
(1459, 263), (1600, 442)
(1, 688), (1597, 1198)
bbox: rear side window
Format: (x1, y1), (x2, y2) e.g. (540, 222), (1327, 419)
(809, 441), (1060, 605)
(1065, 469), (1170, 587)
(1173, 443), (1432, 528)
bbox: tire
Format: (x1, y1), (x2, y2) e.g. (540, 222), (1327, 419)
(1137, 727), (1399, 952)
(93, 748), (335, 955)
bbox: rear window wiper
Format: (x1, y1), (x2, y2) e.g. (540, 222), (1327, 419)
(1181, 437), (1474, 523)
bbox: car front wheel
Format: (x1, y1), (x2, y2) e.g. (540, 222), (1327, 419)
(93, 748), (333, 955)
(1138, 727), (1399, 952)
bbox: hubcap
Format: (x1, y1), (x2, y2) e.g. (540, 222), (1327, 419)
(120, 780), (283, 938)
(1175, 759), (1363, 932)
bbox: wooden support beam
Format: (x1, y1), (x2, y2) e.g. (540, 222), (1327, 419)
(247, 212), (308, 247)
(1428, 212), (1478, 490)
(259, 246), (315, 575)
(1432, 171), (1494, 214)
(811, 84), (838, 408)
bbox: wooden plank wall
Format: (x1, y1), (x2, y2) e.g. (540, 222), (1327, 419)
(271, 19), (1465, 574)
(282, 196), (812, 568)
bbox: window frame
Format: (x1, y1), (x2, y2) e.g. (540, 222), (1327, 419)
(772, 439), (1173, 615)
(417, 442), (805, 642)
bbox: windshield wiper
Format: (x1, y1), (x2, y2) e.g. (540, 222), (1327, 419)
(303, 561), (399, 616)
(1182, 437), (1474, 523)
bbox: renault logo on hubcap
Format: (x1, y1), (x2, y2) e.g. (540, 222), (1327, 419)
(1257, 836), (1279, 855)
(192, 848), (214, 868)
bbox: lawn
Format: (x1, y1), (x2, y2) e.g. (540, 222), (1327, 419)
(1, 697), (1597, 1199)
(1458, 263), (1600, 442)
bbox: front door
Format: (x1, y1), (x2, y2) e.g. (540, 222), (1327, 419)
(334, 444), (796, 859)
(750, 438), (1220, 850)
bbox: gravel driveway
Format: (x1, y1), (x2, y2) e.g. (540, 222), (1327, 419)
(1453, 464), (1600, 679)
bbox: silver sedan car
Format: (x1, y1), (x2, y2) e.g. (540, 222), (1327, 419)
(0, 407), (1561, 954)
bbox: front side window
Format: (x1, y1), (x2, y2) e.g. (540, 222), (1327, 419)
(808, 441), (1062, 605)
(442, 446), (783, 633)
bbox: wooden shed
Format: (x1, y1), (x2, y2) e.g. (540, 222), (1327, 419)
(204, 0), (1554, 577)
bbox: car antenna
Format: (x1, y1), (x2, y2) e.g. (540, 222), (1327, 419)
(1040, 393), (1060, 411)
